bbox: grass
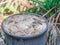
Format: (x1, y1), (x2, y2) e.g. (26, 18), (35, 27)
(0, 0), (60, 16)
(25, 0), (60, 16)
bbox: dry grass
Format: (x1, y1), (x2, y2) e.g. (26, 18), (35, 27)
(45, 10), (60, 45)
(0, 0), (34, 15)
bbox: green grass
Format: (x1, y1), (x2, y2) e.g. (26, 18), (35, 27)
(23, 0), (60, 16)
(44, 0), (60, 10)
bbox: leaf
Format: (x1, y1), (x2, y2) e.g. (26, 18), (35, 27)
(0, 6), (4, 13)
(8, 6), (16, 11)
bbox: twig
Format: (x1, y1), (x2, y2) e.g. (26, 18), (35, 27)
(49, 13), (55, 21)
(55, 13), (60, 26)
(43, 7), (56, 17)
(56, 26), (60, 35)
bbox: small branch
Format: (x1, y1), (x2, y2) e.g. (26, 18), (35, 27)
(55, 13), (60, 26)
(43, 7), (56, 17)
